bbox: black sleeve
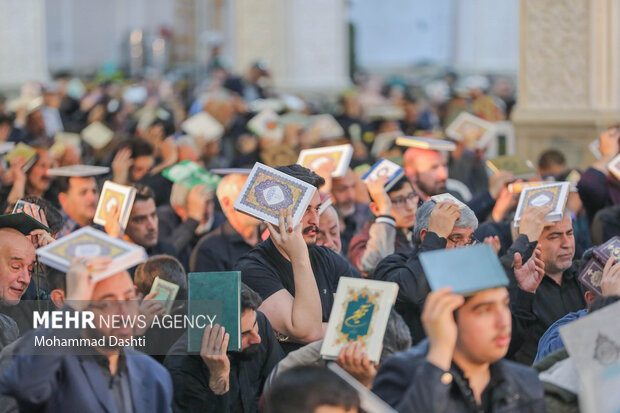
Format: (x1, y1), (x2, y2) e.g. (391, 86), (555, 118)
(190, 239), (230, 273)
(466, 191), (496, 223)
(578, 167), (611, 223)
(159, 216), (199, 256)
(507, 288), (537, 358)
(257, 313), (285, 391)
(500, 234), (537, 289)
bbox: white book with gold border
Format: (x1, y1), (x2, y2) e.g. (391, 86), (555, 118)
(395, 136), (456, 151)
(93, 181), (137, 228)
(81, 121), (114, 149)
(233, 162), (317, 227)
(321, 278), (398, 364)
(607, 153), (620, 181)
(181, 111), (224, 142)
(445, 112), (497, 150)
(36, 227), (147, 281)
(513, 182), (570, 225)
(297, 144), (353, 178)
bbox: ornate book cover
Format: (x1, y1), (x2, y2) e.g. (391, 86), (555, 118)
(513, 182), (570, 225)
(395, 136), (456, 151)
(187, 271), (241, 352)
(93, 181), (136, 228)
(486, 155), (537, 179)
(297, 144), (353, 177)
(36, 227), (146, 281)
(234, 162), (316, 227)
(445, 111), (497, 150)
(81, 121), (114, 149)
(321, 278), (398, 363)
(362, 158), (405, 192)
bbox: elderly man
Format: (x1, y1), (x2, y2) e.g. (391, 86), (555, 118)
(157, 182), (225, 270)
(190, 173), (261, 272)
(316, 204), (342, 254)
(0, 258), (173, 413)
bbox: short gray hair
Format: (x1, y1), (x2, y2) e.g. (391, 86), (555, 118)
(380, 310), (412, 363)
(413, 200), (478, 244)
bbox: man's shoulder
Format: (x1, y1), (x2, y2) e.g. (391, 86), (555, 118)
(125, 347), (171, 376)
(496, 358), (543, 399)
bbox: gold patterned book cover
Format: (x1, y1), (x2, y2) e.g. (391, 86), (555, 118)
(233, 162), (316, 227)
(608, 153), (620, 181)
(513, 182), (570, 225)
(486, 155), (537, 179)
(445, 112), (497, 150)
(578, 258), (604, 296)
(93, 181), (136, 228)
(297, 144), (353, 177)
(36, 227), (147, 281)
(321, 278), (398, 363)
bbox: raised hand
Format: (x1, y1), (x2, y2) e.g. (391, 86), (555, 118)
(601, 257), (620, 296)
(200, 324), (231, 395)
(264, 208), (307, 261)
(104, 203), (124, 239)
(186, 184), (211, 222)
(489, 170), (514, 200)
(513, 244), (545, 293)
(518, 205), (554, 243)
(336, 341), (378, 389)
(366, 176), (391, 215)
(135, 291), (165, 335)
(422, 287), (465, 370)
(65, 257), (112, 310)
(428, 202), (460, 239)
(111, 147), (133, 185)
(483, 235), (501, 255)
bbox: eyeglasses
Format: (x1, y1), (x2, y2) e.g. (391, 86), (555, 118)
(390, 193), (418, 208)
(446, 235), (479, 247)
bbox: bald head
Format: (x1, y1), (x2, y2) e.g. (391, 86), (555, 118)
(216, 174), (259, 228)
(0, 228), (36, 304)
(403, 148), (448, 198)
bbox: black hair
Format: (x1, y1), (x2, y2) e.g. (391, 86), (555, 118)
(47, 268), (66, 292)
(126, 137), (154, 159)
(263, 366), (360, 413)
(589, 295), (620, 313)
(241, 283), (262, 312)
(0, 114), (12, 126)
(134, 255), (188, 300)
(275, 164), (325, 190)
(133, 183), (155, 203)
(538, 149), (566, 169)
(387, 176), (413, 195)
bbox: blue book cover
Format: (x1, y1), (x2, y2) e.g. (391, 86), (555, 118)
(419, 244), (508, 295)
(362, 158), (405, 191)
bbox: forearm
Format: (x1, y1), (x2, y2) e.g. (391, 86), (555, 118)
(360, 220), (396, 276)
(289, 253), (323, 342)
(7, 182), (25, 204)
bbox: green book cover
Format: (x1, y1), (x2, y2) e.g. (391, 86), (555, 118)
(163, 160), (221, 190)
(187, 271), (241, 352)
(419, 244), (508, 296)
(486, 155), (536, 179)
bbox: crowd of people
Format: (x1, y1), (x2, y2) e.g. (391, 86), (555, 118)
(0, 61), (617, 413)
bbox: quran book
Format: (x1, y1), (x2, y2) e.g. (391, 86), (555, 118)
(445, 112), (497, 150)
(5, 143), (38, 171)
(593, 236), (620, 265)
(311, 114), (345, 140)
(580, 362), (620, 413)
(54, 132), (81, 147)
(162, 160), (221, 190)
(150, 277), (180, 315)
(187, 271), (241, 352)
(297, 144), (353, 178)
(370, 131), (401, 158)
(93, 181), (136, 228)
(430, 193), (467, 210)
(0, 212), (51, 235)
(486, 155), (537, 180)
(607, 153), (620, 181)
(46, 164), (110, 177)
(560, 300), (620, 380)
(590, 139), (603, 159)
(508, 181), (547, 194)
(260, 144), (298, 168)
(12, 200), (41, 216)
(318, 197), (333, 215)
(279, 112), (312, 128)
(181, 111), (224, 142)
(327, 364), (398, 413)
(578, 258), (604, 296)
(395, 136), (456, 152)
(513, 182), (570, 225)
(81, 122), (114, 150)
(234, 162), (317, 227)
(419, 244), (509, 295)
(365, 105), (405, 121)
(247, 109), (283, 142)
(321, 277), (398, 364)
(36, 227), (147, 282)
(362, 159), (405, 192)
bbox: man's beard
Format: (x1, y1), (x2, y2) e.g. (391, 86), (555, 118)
(336, 202), (356, 218)
(303, 225), (318, 246)
(417, 180), (445, 197)
(230, 343), (260, 361)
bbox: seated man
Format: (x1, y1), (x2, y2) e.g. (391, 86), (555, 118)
(372, 287), (545, 412)
(190, 173), (261, 272)
(164, 284), (284, 413)
(122, 184), (175, 257)
(236, 165), (358, 353)
(263, 366), (360, 413)
(157, 182), (225, 270)
(349, 176), (418, 277)
(0, 258), (173, 412)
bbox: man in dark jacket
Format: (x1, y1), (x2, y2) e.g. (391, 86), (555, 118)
(164, 284), (284, 413)
(372, 286), (545, 412)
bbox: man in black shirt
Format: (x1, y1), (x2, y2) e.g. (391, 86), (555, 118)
(164, 284), (283, 413)
(505, 211), (587, 364)
(236, 165), (357, 353)
(190, 173), (261, 272)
